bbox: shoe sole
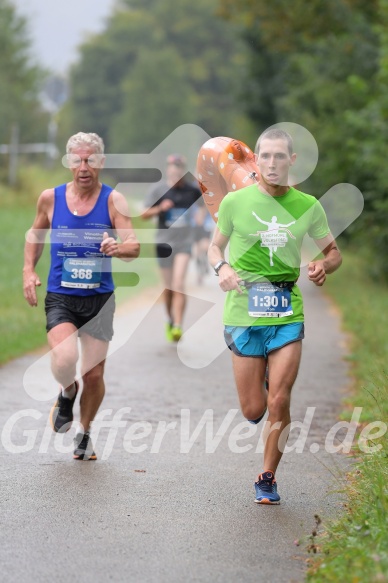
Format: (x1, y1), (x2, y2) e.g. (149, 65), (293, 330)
(73, 453), (97, 461)
(254, 498), (280, 505)
(49, 381), (79, 433)
(49, 401), (72, 434)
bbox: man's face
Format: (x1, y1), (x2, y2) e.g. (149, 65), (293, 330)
(68, 146), (104, 191)
(256, 138), (296, 187)
(166, 163), (185, 187)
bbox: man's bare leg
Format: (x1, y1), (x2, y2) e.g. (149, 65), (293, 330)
(79, 333), (109, 433)
(263, 341), (302, 473)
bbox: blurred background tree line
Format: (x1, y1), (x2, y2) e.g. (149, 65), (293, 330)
(1, 0), (388, 277)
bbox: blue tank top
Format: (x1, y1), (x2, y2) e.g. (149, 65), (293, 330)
(47, 183), (115, 295)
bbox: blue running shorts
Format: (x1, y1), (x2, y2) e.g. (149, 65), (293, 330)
(224, 323), (304, 358)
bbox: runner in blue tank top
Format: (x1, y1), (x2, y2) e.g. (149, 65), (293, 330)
(23, 132), (140, 460)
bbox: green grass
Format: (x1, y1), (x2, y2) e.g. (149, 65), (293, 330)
(0, 165), (158, 365)
(0, 203), (50, 361)
(306, 250), (388, 582)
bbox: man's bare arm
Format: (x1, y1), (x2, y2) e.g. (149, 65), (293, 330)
(208, 227), (243, 293)
(102, 190), (140, 261)
(23, 189), (52, 306)
(308, 233), (342, 286)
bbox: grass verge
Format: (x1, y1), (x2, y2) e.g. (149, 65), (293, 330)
(306, 250), (388, 582)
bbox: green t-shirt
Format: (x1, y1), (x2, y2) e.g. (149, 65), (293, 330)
(217, 185), (330, 326)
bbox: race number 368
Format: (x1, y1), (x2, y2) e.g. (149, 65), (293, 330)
(61, 257), (102, 289)
(71, 268), (93, 280)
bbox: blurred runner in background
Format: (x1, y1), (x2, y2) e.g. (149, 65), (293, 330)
(142, 154), (203, 342)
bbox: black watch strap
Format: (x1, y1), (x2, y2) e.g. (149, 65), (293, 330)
(214, 260), (228, 275)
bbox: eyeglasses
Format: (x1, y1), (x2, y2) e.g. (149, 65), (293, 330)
(67, 154), (103, 168)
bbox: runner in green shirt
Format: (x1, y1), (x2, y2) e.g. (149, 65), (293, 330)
(208, 128), (342, 504)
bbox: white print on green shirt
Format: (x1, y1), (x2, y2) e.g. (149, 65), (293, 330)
(249, 211), (296, 267)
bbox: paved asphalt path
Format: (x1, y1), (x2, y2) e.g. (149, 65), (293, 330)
(0, 266), (352, 583)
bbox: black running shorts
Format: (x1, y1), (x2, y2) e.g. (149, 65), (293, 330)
(45, 292), (115, 342)
(156, 243), (192, 268)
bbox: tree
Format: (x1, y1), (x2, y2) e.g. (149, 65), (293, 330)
(59, 0), (252, 153)
(219, 0), (388, 279)
(109, 47), (196, 153)
(220, 0), (380, 146)
(0, 0), (48, 147)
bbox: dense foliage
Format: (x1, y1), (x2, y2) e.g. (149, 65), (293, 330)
(4, 0), (388, 277)
(220, 0), (388, 278)
(59, 0), (252, 152)
(0, 0), (48, 151)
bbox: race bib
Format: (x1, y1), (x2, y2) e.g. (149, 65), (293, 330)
(61, 257), (102, 289)
(248, 283), (293, 318)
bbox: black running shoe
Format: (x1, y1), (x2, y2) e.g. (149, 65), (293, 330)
(73, 431), (97, 461)
(49, 381), (79, 433)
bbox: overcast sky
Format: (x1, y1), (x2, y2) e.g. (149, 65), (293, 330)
(12, 0), (116, 74)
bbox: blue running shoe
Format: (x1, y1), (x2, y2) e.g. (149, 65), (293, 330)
(254, 471), (280, 504)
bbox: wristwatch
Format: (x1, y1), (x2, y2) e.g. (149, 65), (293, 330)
(214, 260), (229, 276)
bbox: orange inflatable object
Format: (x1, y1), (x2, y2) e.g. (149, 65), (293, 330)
(196, 137), (260, 222)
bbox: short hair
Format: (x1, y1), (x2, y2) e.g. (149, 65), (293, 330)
(255, 129), (293, 156)
(66, 132), (105, 155)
